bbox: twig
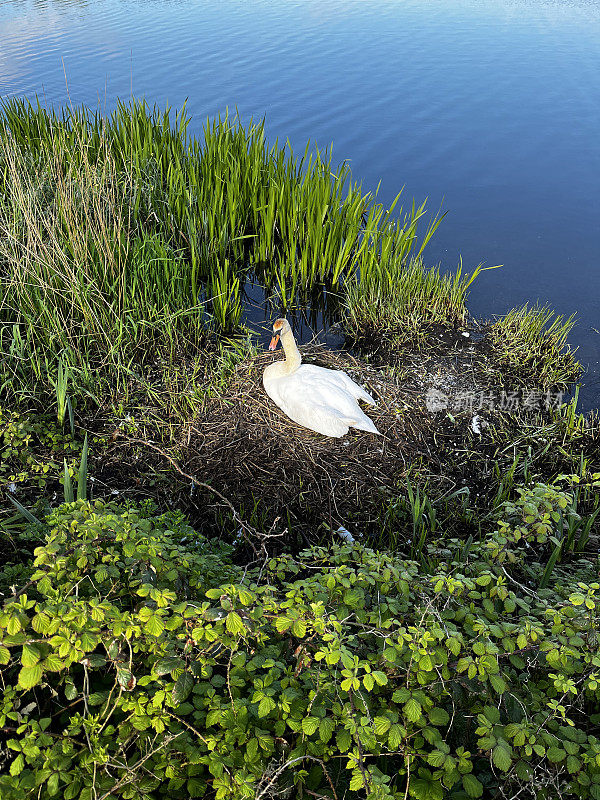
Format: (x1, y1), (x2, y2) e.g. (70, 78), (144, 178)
(116, 433), (283, 560)
(255, 755), (338, 800)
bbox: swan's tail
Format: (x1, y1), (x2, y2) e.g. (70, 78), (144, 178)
(349, 414), (381, 435)
(356, 387), (376, 406)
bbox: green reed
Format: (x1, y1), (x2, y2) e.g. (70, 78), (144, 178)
(488, 304), (580, 388)
(0, 97), (456, 405)
(343, 255), (489, 344)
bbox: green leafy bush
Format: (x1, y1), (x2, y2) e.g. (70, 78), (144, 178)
(488, 483), (574, 564)
(0, 407), (79, 489)
(1, 501), (600, 799)
(487, 476), (600, 581)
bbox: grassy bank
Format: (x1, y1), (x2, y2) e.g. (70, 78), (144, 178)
(1, 99), (598, 800)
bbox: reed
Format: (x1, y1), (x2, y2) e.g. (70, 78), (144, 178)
(488, 304), (580, 388)
(343, 256), (489, 346)
(0, 97), (449, 405)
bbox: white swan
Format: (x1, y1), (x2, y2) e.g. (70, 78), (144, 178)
(262, 319), (381, 438)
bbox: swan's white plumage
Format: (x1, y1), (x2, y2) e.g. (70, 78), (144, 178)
(263, 319), (380, 438)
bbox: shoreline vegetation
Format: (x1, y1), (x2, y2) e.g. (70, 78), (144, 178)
(0, 98), (599, 800)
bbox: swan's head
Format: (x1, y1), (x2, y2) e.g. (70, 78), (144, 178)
(269, 318), (290, 350)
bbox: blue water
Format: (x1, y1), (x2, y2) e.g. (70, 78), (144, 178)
(1, 0), (599, 407)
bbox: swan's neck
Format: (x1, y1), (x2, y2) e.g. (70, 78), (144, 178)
(280, 329), (302, 374)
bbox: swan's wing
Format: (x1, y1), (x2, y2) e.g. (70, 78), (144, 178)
(280, 368), (366, 419)
(268, 367), (379, 436)
(298, 364), (376, 405)
(265, 374), (348, 436)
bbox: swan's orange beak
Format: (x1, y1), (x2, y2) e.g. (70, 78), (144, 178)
(269, 334), (280, 351)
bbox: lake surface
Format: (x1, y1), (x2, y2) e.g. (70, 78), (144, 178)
(1, 0), (599, 408)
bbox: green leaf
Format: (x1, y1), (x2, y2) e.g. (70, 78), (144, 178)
(483, 705), (500, 724)
(336, 728), (352, 752)
(63, 778), (82, 800)
(389, 724), (404, 749)
(63, 458), (74, 503)
(43, 653), (64, 672)
(155, 656), (185, 676)
(18, 663), (43, 690)
(246, 738), (259, 761)
(462, 773), (483, 798)
(8, 496), (40, 524)
(566, 755), (581, 773)
(372, 670), (388, 686)
(409, 776), (444, 800)
(404, 697), (422, 723)
(515, 760), (531, 781)
(302, 716), (319, 736)
(429, 707), (450, 726)
(187, 777), (205, 798)
(172, 672), (194, 704)
(274, 616), (291, 633)
(492, 744), (512, 772)
(0, 645), (11, 665)
(145, 614), (165, 638)
(7, 616), (23, 635)
(292, 619), (307, 638)
(374, 716), (391, 736)
(237, 588), (254, 606)
(446, 637), (461, 656)
(10, 753), (24, 776)
(489, 674), (506, 694)
(226, 612), (244, 635)
(504, 598), (516, 613)
(258, 696), (276, 718)
(77, 433), (88, 501)
(79, 631), (98, 651)
(343, 590), (361, 607)
(590, 785), (600, 800)
(569, 593), (585, 606)
(47, 771), (60, 797)
(319, 717), (335, 743)
(427, 750), (446, 767)
(31, 613), (51, 634)
(419, 654), (433, 671)
(349, 771), (365, 791)
(547, 746), (566, 763)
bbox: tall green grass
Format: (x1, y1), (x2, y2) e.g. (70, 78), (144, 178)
(343, 256), (490, 346)
(488, 304), (580, 388)
(0, 97), (446, 405)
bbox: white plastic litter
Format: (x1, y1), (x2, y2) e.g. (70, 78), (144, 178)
(470, 415), (488, 434)
(336, 525), (355, 544)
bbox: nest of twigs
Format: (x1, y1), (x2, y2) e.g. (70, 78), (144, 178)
(179, 345), (436, 536)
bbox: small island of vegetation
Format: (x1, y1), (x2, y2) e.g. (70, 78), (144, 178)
(0, 98), (598, 800)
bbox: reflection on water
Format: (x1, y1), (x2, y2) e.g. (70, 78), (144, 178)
(0, 0), (599, 406)
(241, 279), (346, 353)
